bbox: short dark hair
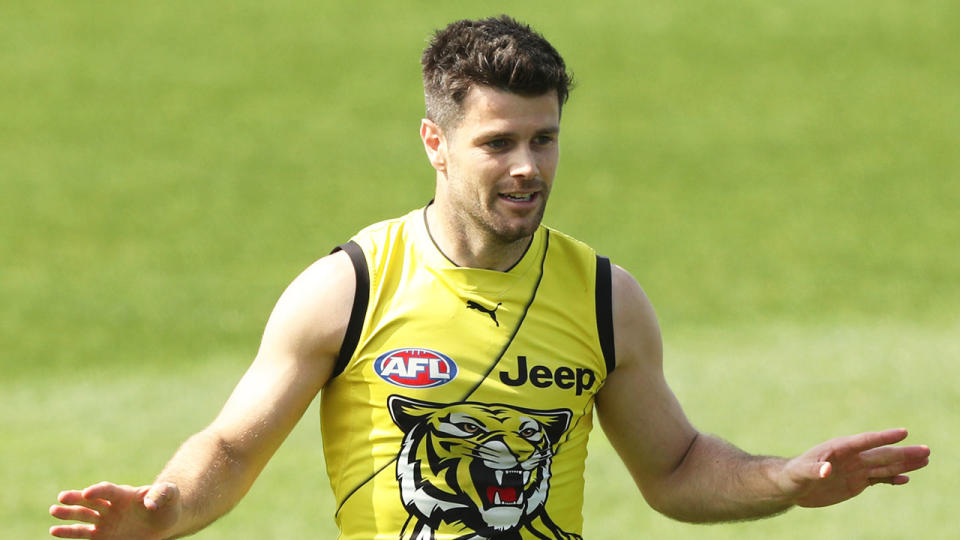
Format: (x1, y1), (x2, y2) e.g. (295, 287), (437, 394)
(421, 15), (573, 129)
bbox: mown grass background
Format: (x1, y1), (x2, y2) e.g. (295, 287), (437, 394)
(2, 1), (956, 538)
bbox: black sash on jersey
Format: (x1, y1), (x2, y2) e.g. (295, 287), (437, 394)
(330, 232), (551, 519)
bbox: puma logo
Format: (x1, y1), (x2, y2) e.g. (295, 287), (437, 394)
(466, 301), (501, 327)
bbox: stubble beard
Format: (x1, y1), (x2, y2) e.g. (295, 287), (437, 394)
(438, 162), (551, 258)
(472, 190), (548, 248)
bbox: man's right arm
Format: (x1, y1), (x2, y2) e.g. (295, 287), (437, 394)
(49, 250), (357, 539)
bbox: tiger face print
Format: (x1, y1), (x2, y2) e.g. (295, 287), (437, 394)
(388, 395), (577, 539)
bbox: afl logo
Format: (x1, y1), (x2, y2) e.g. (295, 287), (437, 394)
(374, 348), (458, 389)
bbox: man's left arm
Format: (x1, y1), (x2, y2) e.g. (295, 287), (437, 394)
(595, 264), (930, 523)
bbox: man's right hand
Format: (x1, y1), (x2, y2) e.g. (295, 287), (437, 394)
(49, 482), (181, 539)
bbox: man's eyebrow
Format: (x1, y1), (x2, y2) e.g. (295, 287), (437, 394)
(475, 126), (561, 140)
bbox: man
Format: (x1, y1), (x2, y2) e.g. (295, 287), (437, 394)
(49, 16), (929, 540)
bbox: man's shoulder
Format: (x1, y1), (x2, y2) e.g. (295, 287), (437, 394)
(349, 208), (422, 249)
(542, 224), (600, 260)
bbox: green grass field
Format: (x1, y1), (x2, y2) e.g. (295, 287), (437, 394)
(3, 1), (957, 538)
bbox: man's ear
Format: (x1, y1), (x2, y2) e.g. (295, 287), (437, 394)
(420, 118), (447, 173)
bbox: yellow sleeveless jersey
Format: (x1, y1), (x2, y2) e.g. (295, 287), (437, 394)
(320, 207), (615, 540)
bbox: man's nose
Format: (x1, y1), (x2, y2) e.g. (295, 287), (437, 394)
(509, 146), (540, 179)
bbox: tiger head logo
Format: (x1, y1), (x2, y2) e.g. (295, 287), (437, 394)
(387, 395), (580, 540)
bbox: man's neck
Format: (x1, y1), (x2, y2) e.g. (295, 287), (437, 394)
(424, 203), (534, 272)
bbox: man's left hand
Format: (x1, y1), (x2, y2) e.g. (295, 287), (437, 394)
(781, 428), (930, 508)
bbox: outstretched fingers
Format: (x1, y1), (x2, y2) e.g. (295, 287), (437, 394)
(82, 481), (135, 502)
(50, 482), (141, 538)
(835, 428), (909, 455)
(49, 523), (96, 539)
(859, 444), (931, 467)
(869, 475), (910, 486)
(56, 490), (111, 513)
(49, 503), (99, 524)
(49, 489), (108, 538)
(828, 431), (930, 484)
(50, 482), (179, 539)
(794, 429), (930, 508)
(864, 447), (930, 483)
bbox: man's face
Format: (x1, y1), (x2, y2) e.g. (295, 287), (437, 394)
(432, 86), (560, 245)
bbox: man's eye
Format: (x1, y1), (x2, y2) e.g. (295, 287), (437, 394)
(534, 135), (555, 146)
(485, 139), (510, 150)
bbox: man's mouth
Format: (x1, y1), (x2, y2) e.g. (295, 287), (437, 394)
(499, 192), (536, 203)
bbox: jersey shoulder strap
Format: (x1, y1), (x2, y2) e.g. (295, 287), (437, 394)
(595, 254), (616, 375)
(330, 240), (369, 378)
